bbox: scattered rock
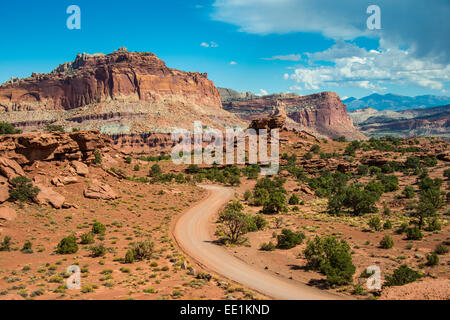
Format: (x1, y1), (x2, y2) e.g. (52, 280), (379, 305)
(71, 161), (89, 177)
(84, 179), (118, 200)
(187, 267), (195, 276)
(301, 186), (314, 195)
(0, 206), (17, 226)
(51, 176), (79, 187)
(0, 157), (25, 182)
(0, 183), (9, 203)
(34, 184), (66, 209)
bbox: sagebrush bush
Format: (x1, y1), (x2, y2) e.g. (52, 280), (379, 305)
(260, 242), (276, 251)
(288, 194), (299, 205)
(304, 235), (355, 286)
(368, 216), (382, 231)
(21, 240), (33, 254)
(383, 220), (392, 230)
(406, 227), (423, 240)
(426, 253), (439, 266)
(434, 244), (449, 255)
(380, 234), (394, 249)
(124, 249), (135, 263)
(92, 222), (106, 235)
(9, 176), (39, 203)
(0, 236), (12, 252)
(56, 235), (78, 254)
(384, 264), (420, 287)
(80, 232), (95, 245)
(131, 240), (154, 261)
(89, 244), (106, 257)
(276, 229), (305, 249)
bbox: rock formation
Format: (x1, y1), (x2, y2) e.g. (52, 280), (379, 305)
(0, 49), (244, 151)
(223, 91), (365, 140)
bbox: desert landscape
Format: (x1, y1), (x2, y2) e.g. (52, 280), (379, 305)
(0, 48), (448, 301)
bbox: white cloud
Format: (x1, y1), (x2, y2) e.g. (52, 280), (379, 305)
(200, 41), (219, 48)
(284, 41), (449, 91)
(263, 54), (301, 61)
(257, 89), (268, 96)
(212, 0), (450, 63)
(229, 61), (238, 65)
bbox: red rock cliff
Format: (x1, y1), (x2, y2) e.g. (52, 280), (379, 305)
(223, 91), (365, 140)
(0, 47), (222, 112)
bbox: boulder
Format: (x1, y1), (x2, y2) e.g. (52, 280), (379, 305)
(0, 206), (17, 226)
(72, 161), (89, 176)
(51, 176), (79, 187)
(84, 179), (118, 200)
(34, 184), (66, 209)
(0, 157), (25, 182)
(0, 183), (9, 203)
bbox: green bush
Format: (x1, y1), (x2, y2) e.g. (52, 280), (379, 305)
(89, 244), (106, 257)
(131, 240), (154, 261)
(434, 244), (449, 255)
(92, 222), (106, 235)
(243, 190), (252, 201)
(444, 169), (450, 180)
(379, 175), (399, 192)
(260, 242), (276, 251)
(93, 151), (102, 164)
(357, 165), (369, 176)
(426, 252), (439, 266)
(304, 235), (355, 286)
(402, 186), (415, 199)
(406, 227), (423, 240)
(379, 235), (394, 249)
(125, 156), (132, 164)
(56, 235), (78, 254)
(276, 229), (305, 249)
(252, 215), (268, 231)
(426, 217), (441, 231)
(384, 264), (420, 287)
(383, 220), (392, 230)
(396, 222), (409, 234)
(368, 217), (382, 231)
(0, 122), (21, 135)
(80, 232), (95, 245)
(124, 249), (135, 263)
(288, 194), (299, 205)
(21, 240), (34, 254)
(44, 124), (65, 133)
(149, 164), (162, 178)
(0, 236), (12, 252)
(9, 176), (39, 203)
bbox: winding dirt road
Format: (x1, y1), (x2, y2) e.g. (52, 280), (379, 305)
(173, 185), (344, 300)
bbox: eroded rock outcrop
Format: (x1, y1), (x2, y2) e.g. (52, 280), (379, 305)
(84, 179), (117, 200)
(0, 130), (111, 165)
(224, 91), (365, 140)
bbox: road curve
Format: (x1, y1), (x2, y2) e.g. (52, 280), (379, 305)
(173, 185), (344, 300)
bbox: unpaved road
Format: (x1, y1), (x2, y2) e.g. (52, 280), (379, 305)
(173, 185), (344, 300)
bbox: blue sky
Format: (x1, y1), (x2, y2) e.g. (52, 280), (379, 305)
(0, 0), (449, 99)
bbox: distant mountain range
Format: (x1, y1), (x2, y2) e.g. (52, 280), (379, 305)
(343, 94), (450, 111)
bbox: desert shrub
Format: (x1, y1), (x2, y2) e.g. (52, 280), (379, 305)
(384, 265), (420, 287)
(9, 176), (39, 203)
(426, 253), (439, 266)
(368, 217), (382, 231)
(80, 232), (95, 245)
(262, 191), (287, 214)
(426, 217), (441, 232)
(243, 190), (252, 201)
(423, 157), (437, 167)
(21, 240), (33, 254)
(308, 171), (349, 198)
(357, 165), (369, 176)
(133, 164), (140, 172)
(0, 236), (12, 252)
(93, 151), (102, 164)
(252, 215), (268, 231)
(396, 222), (409, 234)
(227, 174), (241, 186)
(404, 156), (421, 169)
(288, 194), (299, 205)
(303, 235), (355, 286)
(149, 164), (162, 178)
(379, 235), (394, 249)
(310, 144), (321, 154)
(260, 242), (276, 251)
(334, 136), (347, 142)
(381, 163), (394, 174)
(383, 220), (392, 230)
(379, 175), (399, 192)
(217, 201), (249, 244)
(56, 235), (78, 254)
(276, 229), (305, 249)
(92, 222), (106, 235)
(444, 169), (450, 180)
(369, 166), (382, 176)
(303, 152), (313, 160)
(131, 240), (154, 261)
(0, 122), (21, 134)
(89, 244), (106, 257)
(328, 184), (378, 216)
(434, 244), (449, 255)
(124, 249), (135, 264)
(124, 156), (132, 164)
(186, 164), (200, 174)
(45, 124), (65, 133)
(406, 227), (423, 240)
(402, 186), (415, 199)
